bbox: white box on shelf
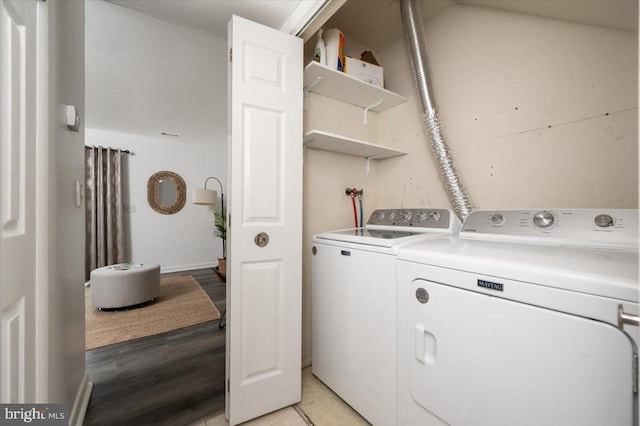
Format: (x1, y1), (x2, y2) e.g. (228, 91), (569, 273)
(345, 57), (384, 88)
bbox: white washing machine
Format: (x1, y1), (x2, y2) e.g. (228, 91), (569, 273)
(312, 208), (459, 426)
(397, 209), (639, 426)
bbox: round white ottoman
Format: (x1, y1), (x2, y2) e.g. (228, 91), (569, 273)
(90, 263), (160, 309)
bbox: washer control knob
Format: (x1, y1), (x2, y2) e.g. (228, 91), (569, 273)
(594, 214), (614, 228)
(428, 211), (441, 222)
(401, 210), (412, 222)
(416, 211), (428, 222)
(387, 212), (396, 221)
(374, 211), (385, 221)
(491, 214), (505, 225)
(533, 211), (555, 228)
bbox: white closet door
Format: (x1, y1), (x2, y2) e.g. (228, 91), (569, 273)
(226, 15), (303, 426)
(0, 0), (39, 403)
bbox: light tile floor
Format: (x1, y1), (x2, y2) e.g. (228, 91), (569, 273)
(196, 367), (370, 426)
(202, 406), (307, 426)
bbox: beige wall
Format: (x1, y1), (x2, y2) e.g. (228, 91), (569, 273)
(302, 94), (381, 364)
(377, 4), (638, 211)
(302, 4), (638, 363)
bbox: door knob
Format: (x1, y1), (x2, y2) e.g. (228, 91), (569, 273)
(254, 232), (269, 247)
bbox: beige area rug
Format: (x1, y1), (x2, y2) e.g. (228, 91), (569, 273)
(85, 274), (220, 350)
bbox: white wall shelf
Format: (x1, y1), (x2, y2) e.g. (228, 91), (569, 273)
(303, 130), (407, 160)
(304, 61), (408, 113)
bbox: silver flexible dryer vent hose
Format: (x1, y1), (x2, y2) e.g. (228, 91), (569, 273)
(400, 0), (473, 222)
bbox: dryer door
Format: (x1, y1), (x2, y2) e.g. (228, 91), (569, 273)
(409, 279), (636, 426)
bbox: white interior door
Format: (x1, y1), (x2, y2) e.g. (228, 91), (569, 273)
(0, 0), (38, 403)
(226, 15), (303, 426)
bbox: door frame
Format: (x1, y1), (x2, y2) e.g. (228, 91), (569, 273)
(280, 0), (343, 41)
(34, 0), (50, 403)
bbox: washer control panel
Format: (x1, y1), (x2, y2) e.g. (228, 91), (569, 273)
(367, 209), (452, 229)
(461, 209), (638, 249)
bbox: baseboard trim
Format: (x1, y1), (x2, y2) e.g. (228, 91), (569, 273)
(161, 261), (217, 274)
(69, 374), (93, 426)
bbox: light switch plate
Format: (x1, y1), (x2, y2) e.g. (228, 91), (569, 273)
(75, 180), (83, 207)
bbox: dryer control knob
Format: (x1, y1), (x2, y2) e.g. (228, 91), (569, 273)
(491, 214), (505, 225)
(401, 210), (412, 222)
(428, 211), (441, 222)
(594, 214), (614, 227)
(416, 211), (428, 222)
(533, 211), (555, 228)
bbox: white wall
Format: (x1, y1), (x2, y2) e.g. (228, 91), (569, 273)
(85, 1), (228, 271)
(47, 0), (88, 421)
(301, 4), (638, 363)
(85, 128), (226, 271)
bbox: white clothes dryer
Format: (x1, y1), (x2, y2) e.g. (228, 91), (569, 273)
(397, 209), (638, 426)
(312, 208), (459, 426)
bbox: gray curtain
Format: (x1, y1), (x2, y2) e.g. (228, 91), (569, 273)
(85, 146), (125, 279)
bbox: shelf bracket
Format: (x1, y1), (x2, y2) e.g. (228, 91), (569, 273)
(365, 154), (384, 174)
(363, 100), (383, 125)
(303, 77), (323, 110)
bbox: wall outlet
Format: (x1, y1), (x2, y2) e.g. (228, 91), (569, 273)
(126, 204), (135, 213)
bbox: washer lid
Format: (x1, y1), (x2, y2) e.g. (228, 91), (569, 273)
(314, 227), (451, 248)
(313, 208), (460, 248)
(398, 236), (638, 302)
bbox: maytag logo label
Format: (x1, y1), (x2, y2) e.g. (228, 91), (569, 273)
(477, 279), (504, 291)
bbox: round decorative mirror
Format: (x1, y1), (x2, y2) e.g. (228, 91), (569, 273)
(147, 171), (186, 215)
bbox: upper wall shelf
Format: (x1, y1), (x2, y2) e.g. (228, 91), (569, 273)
(304, 62), (408, 113)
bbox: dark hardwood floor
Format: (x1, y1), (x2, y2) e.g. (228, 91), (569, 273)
(84, 268), (226, 426)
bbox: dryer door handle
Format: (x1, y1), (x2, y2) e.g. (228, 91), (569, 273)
(618, 304), (640, 330)
(415, 324), (437, 365)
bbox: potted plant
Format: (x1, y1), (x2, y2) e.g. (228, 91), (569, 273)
(213, 207), (227, 274)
